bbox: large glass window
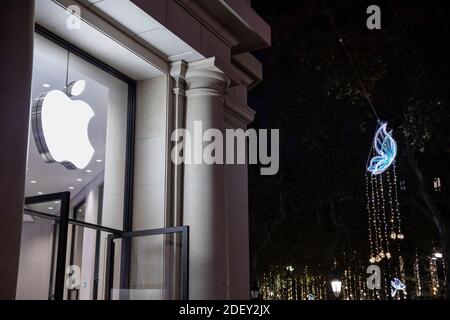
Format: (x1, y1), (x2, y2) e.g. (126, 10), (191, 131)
(16, 33), (130, 300)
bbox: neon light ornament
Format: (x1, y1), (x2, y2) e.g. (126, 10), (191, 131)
(307, 293), (316, 301)
(390, 278), (406, 298)
(365, 122), (406, 299)
(367, 122), (397, 175)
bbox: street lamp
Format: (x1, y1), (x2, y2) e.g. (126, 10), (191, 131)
(330, 258), (342, 299)
(331, 278), (342, 298)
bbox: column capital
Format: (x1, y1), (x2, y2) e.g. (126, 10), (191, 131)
(185, 57), (230, 94)
(170, 60), (188, 87)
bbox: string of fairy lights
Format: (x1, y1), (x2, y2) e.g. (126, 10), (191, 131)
(365, 161), (408, 299)
(430, 257), (440, 296)
(366, 164), (403, 265)
(413, 251), (422, 297)
(392, 162), (404, 240)
(258, 246), (446, 300)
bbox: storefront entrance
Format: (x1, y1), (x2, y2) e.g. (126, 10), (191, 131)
(18, 192), (188, 300)
(15, 26), (187, 300)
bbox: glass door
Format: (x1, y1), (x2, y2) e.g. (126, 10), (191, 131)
(65, 220), (111, 300)
(104, 227), (190, 300)
(16, 192), (70, 300)
(65, 202), (120, 301)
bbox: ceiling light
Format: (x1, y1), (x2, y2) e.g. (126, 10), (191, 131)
(30, 180), (37, 184)
(96, 159), (102, 163)
(37, 192), (43, 195)
(77, 178), (83, 182)
(54, 201), (60, 204)
(86, 169), (92, 173)
(68, 187), (74, 190)
(48, 207), (54, 210)
(43, 83), (51, 88)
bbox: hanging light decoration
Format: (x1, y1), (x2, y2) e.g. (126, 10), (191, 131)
(398, 255), (407, 299)
(365, 121), (407, 300)
(430, 256), (440, 296)
(391, 161), (404, 240)
(390, 278), (406, 298)
(367, 123), (398, 175)
(413, 251), (422, 298)
(366, 122), (403, 265)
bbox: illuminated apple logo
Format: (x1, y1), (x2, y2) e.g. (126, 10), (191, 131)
(32, 80), (95, 170)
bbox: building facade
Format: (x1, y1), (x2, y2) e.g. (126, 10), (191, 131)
(0, 0), (270, 300)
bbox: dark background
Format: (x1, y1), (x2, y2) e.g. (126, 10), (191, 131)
(248, 0), (450, 298)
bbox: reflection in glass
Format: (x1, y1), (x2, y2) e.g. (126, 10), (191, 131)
(16, 215), (59, 300)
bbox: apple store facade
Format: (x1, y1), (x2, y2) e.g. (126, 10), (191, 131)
(0, 1), (270, 300)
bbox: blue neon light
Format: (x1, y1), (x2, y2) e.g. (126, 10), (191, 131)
(367, 122), (397, 175)
(307, 293), (316, 300)
(390, 278), (406, 297)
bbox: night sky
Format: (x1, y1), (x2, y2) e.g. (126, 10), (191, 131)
(247, 0), (450, 297)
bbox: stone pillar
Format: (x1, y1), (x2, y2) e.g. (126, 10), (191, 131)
(131, 76), (169, 299)
(183, 58), (230, 299)
(0, 1), (35, 300)
(223, 96), (255, 299)
(169, 61), (188, 227)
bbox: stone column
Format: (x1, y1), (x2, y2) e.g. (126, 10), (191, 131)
(131, 76), (169, 299)
(0, 1), (35, 300)
(183, 58), (230, 299)
(169, 61), (188, 227)
(223, 95), (255, 299)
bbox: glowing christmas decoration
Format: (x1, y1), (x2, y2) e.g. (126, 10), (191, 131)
(430, 256), (440, 296)
(365, 122), (406, 299)
(414, 252), (422, 298)
(390, 278), (406, 297)
(367, 122), (397, 175)
(398, 255), (407, 299)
